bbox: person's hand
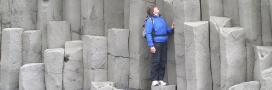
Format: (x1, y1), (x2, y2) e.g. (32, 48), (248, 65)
(171, 23), (175, 30)
(150, 46), (156, 53)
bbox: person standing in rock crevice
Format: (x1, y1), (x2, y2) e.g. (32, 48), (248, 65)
(145, 5), (175, 86)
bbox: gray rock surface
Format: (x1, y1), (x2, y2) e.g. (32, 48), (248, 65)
(19, 63), (45, 90)
(63, 0), (81, 40)
(44, 48), (64, 90)
(239, 0), (262, 81)
(81, 0), (104, 36)
(104, 0), (124, 35)
(228, 81), (260, 90)
(209, 16), (231, 90)
(0, 28), (24, 90)
(200, 0), (223, 20)
(37, 0), (63, 53)
(63, 41), (83, 90)
(262, 0), (272, 46)
(172, 0), (201, 89)
(260, 67), (272, 90)
(184, 21), (212, 90)
(151, 85), (176, 90)
(108, 28), (129, 57)
(220, 27), (246, 90)
(47, 21), (71, 49)
(22, 30), (42, 64)
(1, 0), (37, 30)
(223, 0), (240, 26)
(82, 35), (107, 90)
(254, 46), (272, 80)
(108, 55), (129, 89)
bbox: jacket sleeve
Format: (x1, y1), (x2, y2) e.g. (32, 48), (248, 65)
(145, 18), (154, 48)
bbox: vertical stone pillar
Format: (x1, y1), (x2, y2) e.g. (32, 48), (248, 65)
(37, 0), (63, 53)
(222, 0), (240, 26)
(239, 0), (262, 81)
(151, 85), (176, 90)
(172, 0), (201, 89)
(209, 16), (231, 90)
(254, 46), (272, 80)
(19, 63), (45, 90)
(184, 21), (212, 90)
(200, 0), (224, 20)
(220, 27), (246, 90)
(262, 0), (272, 46)
(82, 35), (107, 90)
(228, 81), (260, 90)
(261, 67), (272, 90)
(81, 0), (104, 36)
(108, 55), (129, 89)
(47, 21), (71, 49)
(129, 0), (151, 89)
(124, 0), (130, 29)
(22, 30), (42, 64)
(0, 28), (24, 90)
(104, 0), (124, 35)
(1, 0), (37, 30)
(161, 0), (176, 85)
(63, 0), (81, 40)
(63, 41), (84, 90)
(44, 48), (64, 90)
(107, 28), (129, 89)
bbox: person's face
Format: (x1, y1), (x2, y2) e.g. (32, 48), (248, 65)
(153, 7), (160, 15)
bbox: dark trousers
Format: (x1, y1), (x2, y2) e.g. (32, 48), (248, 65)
(151, 42), (167, 81)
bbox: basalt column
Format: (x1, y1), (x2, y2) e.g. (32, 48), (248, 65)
(172, 0), (201, 90)
(81, 0), (104, 36)
(239, 0), (262, 81)
(0, 28), (24, 90)
(63, 0), (81, 40)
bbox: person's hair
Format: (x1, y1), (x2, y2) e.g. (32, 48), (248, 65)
(147, 6), (157, 16)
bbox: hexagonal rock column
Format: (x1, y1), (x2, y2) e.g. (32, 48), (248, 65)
(254, 46), (272, 80)
(47, 21), (71, 49)
(1, 0), (37, 30)
(260, 67), (272, 90)
(238, 0), (262, 81)
(151, 85), (176, 90)
(262, 0), (272, 46)
(228, 81), (260, 90)
(81, 0), (104, 36)
(63, 41), (83, 90)
(172, 0), (201, 89)
(209, 16), (231, 90)
(200, 0), (224, 20)
(220, 27), (246, 90)
(22, 30), (42, 64)
(63, 0), (81, 40)
(108, 55), (129, 89)
(19, 63), (45, 90)
(0, 28), (24, 90)
(129, 0), (152, 89)
(44, 48), (64, 90)
(37, 0), (63, 52)
(91, 82), (119, 90)
(108, 28), (129, 89)
(184, 21), (212, 90)
(222, 0), (240, 26)
(82, 35), (107, 90)
(104, 0), (124, 35)
(108, 28), (129, 57)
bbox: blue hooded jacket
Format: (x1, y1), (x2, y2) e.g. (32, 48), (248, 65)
(145, 15), (173, 48)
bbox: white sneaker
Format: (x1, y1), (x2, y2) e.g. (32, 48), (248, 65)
(159, 81), (167, 86)
(152, 81), (159, 86)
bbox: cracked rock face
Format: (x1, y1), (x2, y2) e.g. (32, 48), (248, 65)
(220, 27), (246, 90)
(254, 46), (272, 80)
